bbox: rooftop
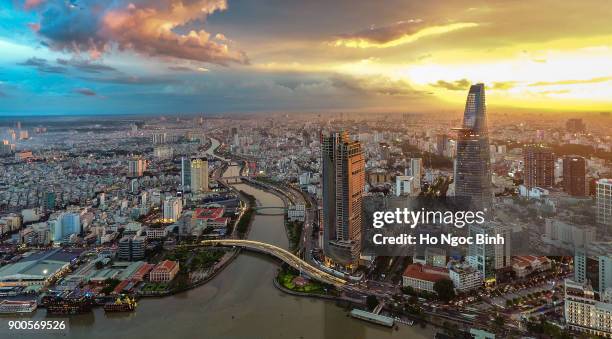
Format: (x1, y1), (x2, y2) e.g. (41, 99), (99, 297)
(403, 264), (449, 282)
(0, 248), (77, 282)
(152, 260), (178, 272)
(194, 207), (224, 220)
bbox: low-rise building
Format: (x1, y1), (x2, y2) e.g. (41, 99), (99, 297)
(192, 206), (229, 232)
(449, 264), (483, 292)
(145, 227), (168, 240)
(402, 263), (449, 293)
(149, 260), (179, 283)
(512, 255), (552, 278)
(0, 249), (79, 287)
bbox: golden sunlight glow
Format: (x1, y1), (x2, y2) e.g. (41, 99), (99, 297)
(330, 22), (479, 49)
(247, 17), (612, 112)
(402, 45), (612, 110)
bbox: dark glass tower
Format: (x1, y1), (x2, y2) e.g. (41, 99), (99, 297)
(524, 145), (554, 189)
(453, 83), (492, 211)
(181, 156), (191, 192)
(321, 131), (365, 270)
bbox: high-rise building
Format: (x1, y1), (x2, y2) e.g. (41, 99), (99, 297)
(409, 158), (422, 182)
(563, 156), (587, 196)
(130, 178), (139, 193)
(597, 179), (612, 228)
(43, 191), (56, 211)
(566, 118), (586, 133)
(523, 145), (554, 189)
(436, 134), (448, 156)
(163, 197), (182, 222)
(118, 235), (146, 261)
(564, 279), (612, 337)
(152, 132), (167, 144)
(98, 192), (106, 207)
(575, 246), (612, 298)
(181, 157), (192, 192)
(128, 158), (146, 177)
(321, 131), (365, 270)
(51, 212), (81, 242)
(63, 213), (80, 235)
(190, 158), (209, 193)
(453, 83), (493, 211)
(467, 222), (510, 284)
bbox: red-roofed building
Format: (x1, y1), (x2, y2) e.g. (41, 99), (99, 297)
(132, 263), (154, 282)
(113, 280), (131, 294)
(402, 264), (449, 293)
(193, 206), (229, 229)
(149, 260), (179, 282)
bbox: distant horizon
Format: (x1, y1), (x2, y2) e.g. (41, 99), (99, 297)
(1, 107), (611, 119)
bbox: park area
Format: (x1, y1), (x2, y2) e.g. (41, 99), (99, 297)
(277, 267), (327, 295)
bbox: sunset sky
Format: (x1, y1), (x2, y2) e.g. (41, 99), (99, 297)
(1, 0), (612, 115)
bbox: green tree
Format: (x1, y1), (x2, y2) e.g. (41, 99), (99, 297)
(433, 279), (456, 302)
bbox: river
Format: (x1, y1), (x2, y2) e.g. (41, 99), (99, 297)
(2, 161), (435, 339)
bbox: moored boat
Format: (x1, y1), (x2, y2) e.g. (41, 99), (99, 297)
(0, 300), (37, 314)
(103, 295), (137, 312)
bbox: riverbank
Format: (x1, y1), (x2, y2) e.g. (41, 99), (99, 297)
(4, 173), (438, 339)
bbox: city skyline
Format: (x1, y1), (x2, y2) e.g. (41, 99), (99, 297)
(1, 2), (612, 337)
(1, 0), (612, 116)
(0, 84), (610, 337)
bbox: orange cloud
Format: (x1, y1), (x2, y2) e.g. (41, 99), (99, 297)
(32, 0), (247, 65)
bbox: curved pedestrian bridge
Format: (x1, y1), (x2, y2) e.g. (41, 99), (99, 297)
(191, 239), (347, 287)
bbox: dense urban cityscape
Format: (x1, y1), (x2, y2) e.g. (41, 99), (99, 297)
(0, 82), (611, 338)
(2, 0), (612, 338)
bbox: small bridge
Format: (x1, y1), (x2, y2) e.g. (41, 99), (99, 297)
(220, 176), (245, 184)
(252, 206), (287, 215)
